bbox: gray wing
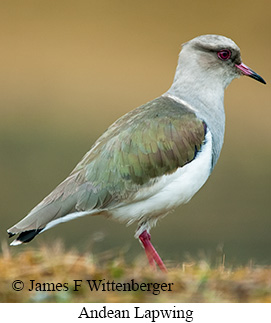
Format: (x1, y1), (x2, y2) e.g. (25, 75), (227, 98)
(7, 96), (207, 244)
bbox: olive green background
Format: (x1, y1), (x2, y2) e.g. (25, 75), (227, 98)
(1, 0), (270, 265)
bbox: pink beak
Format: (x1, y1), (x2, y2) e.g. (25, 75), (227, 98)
(235, 63), (266, 84)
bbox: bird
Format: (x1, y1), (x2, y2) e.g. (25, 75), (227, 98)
(7, 35), (266, 272)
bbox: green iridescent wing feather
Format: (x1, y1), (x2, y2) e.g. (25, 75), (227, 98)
(71, 96), (206, 210)
(8, 96), (207, 233)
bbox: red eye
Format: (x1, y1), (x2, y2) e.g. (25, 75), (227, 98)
(217, 49), (231, 60)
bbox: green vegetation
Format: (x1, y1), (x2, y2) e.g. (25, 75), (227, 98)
(1, 241), (271, 303)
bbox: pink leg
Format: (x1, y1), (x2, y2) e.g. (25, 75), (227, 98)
(139, 230), (167, 273)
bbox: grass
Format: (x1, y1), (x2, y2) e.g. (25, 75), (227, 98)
(1, 240), (271, 303)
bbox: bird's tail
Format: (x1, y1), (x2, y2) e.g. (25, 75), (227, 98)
(7, 193), (78, 246)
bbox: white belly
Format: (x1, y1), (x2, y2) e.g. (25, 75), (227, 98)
(41, 130), (212, 238)
(110, 129), (213, 233)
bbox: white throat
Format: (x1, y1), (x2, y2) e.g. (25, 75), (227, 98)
(166, 51), (229, 168)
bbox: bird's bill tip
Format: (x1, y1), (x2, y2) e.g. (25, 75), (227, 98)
(236, 63), (266, 84)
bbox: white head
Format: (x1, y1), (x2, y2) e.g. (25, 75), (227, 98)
(167, 34), (265, 169)
(169, 34), (265, 97)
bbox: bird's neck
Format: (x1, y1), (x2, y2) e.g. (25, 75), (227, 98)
(166, 66), (226, 169)
(168, 65), (225, 107)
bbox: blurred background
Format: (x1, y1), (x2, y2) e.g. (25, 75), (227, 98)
(1, 0), (270, 266)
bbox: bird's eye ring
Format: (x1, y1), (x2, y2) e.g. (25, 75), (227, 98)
(217, 49), (231, 61)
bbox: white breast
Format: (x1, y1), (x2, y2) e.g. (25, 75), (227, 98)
(110, 129), (213, 233)
(40, 130), (212, 238)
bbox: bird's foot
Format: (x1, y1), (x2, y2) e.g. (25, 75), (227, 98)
(139, 230), (167, 273)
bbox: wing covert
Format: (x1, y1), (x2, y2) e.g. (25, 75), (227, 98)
(71, 96), (207, 210)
